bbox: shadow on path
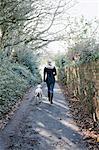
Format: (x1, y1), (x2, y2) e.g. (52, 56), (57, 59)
(0, 83), (87, 150)
(27, 83), (87, 150)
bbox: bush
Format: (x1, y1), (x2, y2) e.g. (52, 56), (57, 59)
(0, 59), (28, 117)
(0, 49), (42, 118)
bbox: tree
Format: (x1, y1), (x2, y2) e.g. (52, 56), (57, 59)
(0, 0), (76, 52)
(61, 16), (99, 62)
(63, 16), (99, 46)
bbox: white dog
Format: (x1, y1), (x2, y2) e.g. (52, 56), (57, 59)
(35, 84), (42, 104)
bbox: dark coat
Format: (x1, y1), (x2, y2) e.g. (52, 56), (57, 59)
(44, 66), (57, 85)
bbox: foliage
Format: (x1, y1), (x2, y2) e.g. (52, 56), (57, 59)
(15, 49), (39, 73)
(0, 59), (27, 117)
(55, 40), (99, 68)
(0, 0), (73, 51)
(55, 17), (99, 120)
(64, 17), (99, 47)
(56, 53), (99, 118)
(67, 39), (99, 65)
(0, 0), (77, 118)
(0, 48), (41, 118)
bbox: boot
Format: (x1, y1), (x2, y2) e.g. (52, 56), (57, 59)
(50, 93), (53, 104)
(48, 92), (50, 102)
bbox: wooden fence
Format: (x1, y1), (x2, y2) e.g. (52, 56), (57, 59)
(58, 61), (99, 122)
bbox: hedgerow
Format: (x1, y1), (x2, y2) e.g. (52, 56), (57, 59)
(0, 49), (41, 118)
(55, 38), (99, 121)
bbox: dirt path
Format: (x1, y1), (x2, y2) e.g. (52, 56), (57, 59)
(0, 83), (87, 150)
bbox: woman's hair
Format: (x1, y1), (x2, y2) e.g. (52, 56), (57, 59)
(47, 59), (52, 65)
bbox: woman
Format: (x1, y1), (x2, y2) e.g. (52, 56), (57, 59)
(44, 60), (57, 104)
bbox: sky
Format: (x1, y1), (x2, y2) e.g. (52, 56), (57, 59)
(70, 0), (99, 19)
(47, 0), (99, 55)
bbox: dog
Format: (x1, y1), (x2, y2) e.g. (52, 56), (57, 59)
(34, 84), (42, 104)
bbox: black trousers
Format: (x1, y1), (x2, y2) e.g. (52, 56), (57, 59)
(47, 82), (55, 103)
(47, 82), (55, 94)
